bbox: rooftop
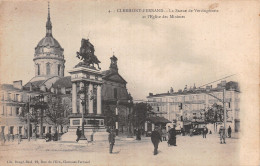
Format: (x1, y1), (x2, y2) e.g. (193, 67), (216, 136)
(148, 81), (240, 98)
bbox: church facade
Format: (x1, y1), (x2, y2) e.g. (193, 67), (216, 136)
(0, 5), (132, 139)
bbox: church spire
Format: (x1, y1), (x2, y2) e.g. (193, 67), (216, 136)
(46, 2), (52, 37)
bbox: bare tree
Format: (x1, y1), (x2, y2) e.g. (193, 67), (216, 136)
(44, 94), (71, 138)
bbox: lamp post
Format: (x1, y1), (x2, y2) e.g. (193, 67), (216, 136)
(115, 100), (119, 136)
(204, 86), (227, 136)
(78, 86), (87, 140)
(127, 98), (133, 138)
(223, 88), (227, 137)
(78, 85), (95, 140)
(36, 94), (44, 139)
(26, 99), (31, 142)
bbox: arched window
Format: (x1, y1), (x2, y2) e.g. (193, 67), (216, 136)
(46, 63), (50, 75)
(58, 64), (61, 76)
(37, 64), (40, 75)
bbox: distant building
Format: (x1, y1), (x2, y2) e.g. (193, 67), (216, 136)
(147, 81), (240, 132)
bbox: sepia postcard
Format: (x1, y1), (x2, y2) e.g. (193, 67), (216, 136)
(0, 0), (259, 165)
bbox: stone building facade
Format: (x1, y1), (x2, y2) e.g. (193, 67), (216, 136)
(147, 81), (240, 132)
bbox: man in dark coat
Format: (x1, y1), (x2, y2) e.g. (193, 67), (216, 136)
(151, 127), (162, 155)
(202, 126), (208, 138)
(53, 131), (58, 141)
(136, 128), (141, 140)
(228, 126), (232, 138)
(108, 129), (116, 153)
(45, 132), (51, 142)
(168, 125), (177, 146)
(76, 126), (81, 142)
(181, 127), (185, 136)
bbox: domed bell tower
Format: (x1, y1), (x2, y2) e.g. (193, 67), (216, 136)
(32, 2), (65, 82)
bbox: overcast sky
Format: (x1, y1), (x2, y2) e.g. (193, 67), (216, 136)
(0, 0), (257, 100)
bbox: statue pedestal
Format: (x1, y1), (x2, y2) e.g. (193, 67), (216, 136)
(61, 114), (109, 142)
(63, 58), (107, 142)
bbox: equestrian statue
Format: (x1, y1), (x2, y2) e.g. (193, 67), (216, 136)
(76, 38), (101, 69)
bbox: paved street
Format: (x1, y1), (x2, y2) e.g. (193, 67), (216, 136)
(0, 133), (239, 166)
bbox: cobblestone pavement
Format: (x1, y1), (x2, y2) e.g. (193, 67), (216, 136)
(0, 133), (240, 166)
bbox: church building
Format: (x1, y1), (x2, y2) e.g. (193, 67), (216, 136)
(0, 4), (132, 139)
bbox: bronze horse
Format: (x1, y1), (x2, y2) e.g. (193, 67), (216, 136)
(76, 38), (101, 69)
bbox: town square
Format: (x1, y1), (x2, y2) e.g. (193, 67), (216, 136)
(0, 1), (259, 166)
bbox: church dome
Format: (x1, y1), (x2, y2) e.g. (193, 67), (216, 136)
(35, 36), (64, 55)
(32, 2), (65, 80)
(37, 36), (61, 48)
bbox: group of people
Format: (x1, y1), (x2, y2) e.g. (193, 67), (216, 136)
(150, 125), (233, 155)
(74, 124), (233, 155)
(151, 126), (177, 155)
(219, 125), (232, 144)
(0, 132), (23, 145)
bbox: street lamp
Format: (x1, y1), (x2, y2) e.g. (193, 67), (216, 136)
(78, 85), (95, 140)
(127, 96), (133, 138)
(26, 98), (31, 142)
(115, 100), (119, 136)
(205, 87), (227, 136)
(37, 94), (45, 139)
(78, 86), (87, 140)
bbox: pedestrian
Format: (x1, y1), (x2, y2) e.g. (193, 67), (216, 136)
(151, 126), (162, 155)
(219, 126), (226, 144)
(17, 134), (22, 144)
(53, 131), (58, 141)
(181, 127), (185, 136)
(108, 129), (116, 154)
(168, 125), (177, 146)
(158, 127), (163, 140)
(135, 128), (141, 140)
(137, 128), (141, 140)
(228, 126), (232, 138)
(7, 133), (10, 142)
(45, 132), (51, 142)
(0, 131), (5, 145)
(189, 128), (193, 137)
(202, 126), (208, 138)
(76, 126), (81, 142)
(11, 134), (14, 142)
(162, 127), (167, 141)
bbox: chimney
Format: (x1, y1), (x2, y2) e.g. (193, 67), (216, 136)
(13, 80), (22, 90)
(193, 83), (196, 90)
(170, 87), (174, 93)
(206, 85), (212, 91)
(183, 85), (187, 92)
(221, 80), (226, 87)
